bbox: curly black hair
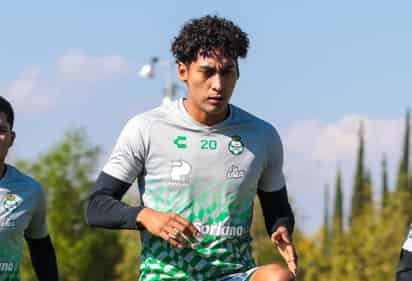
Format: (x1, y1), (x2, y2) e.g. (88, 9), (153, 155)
(0, 96), (14, 130)
(171, 15), (249, 64)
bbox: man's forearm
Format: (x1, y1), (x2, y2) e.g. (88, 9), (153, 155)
(85, 172), (144, 230)
(26, 235), (59, 281)
(257, 187), (295, 236)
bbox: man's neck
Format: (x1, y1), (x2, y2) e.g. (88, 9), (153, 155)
(182, 99), (229, 126)
(0, 163), (5, 179)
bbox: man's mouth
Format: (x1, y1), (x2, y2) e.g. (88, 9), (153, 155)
(207, 96), (224, 101)
(206, 96), (225, 106)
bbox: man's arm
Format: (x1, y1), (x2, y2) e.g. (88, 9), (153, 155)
(257, 186), (294, 236)
(85, 172), (144, 229)
(86, 172), (200, 248)
(86, 117), (200, 247)
(25, 235), (59, 281)
(24, 184), (58, 280)
(397, 249), (412, 281)
(258, 186), (297, 276)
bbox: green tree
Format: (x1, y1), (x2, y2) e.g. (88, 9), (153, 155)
(381, 155), (389, 209)
(397, 109), (410, 192)
(290, 111), (412, 281)
(116, 230), (141, 281)
(332, 169), (343, 238)
(322, 184), (330, 255)
(396, 110), (412, 222)
(18, 129), (123, 281)
(329, 169), (346, 281)
(363, 170), (373, 208)
(293, 230), (324, 281)
(374, 189), (410, 280)
(350, 123), (367, 224)
(115, 192), (142, 280)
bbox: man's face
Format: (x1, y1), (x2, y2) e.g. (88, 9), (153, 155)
(178, 52), (238, 123)
(0, 112), (15, 163)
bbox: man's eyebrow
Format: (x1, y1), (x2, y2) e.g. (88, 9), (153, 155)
(220, 63), (235, 71)
(199, 65), (216, 70)
(199, 63), (235, 71)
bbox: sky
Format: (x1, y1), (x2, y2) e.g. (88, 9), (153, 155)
(1, 1), (411, 234)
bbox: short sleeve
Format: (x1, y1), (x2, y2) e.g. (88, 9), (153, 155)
(25, 186), (49, 239)
(103, 116), (147, 184)
(258, 125), (286, 192)
(403, 224), (412, 252)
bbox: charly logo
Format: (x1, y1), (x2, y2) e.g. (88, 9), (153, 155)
(170, 160), (192, 185)
(226, 165), (245, 179)
(2, 194), (22, 212)
(173, 136), (187, 149)
(228, 135), (244, 155)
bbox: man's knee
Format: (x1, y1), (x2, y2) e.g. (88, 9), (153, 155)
(251, 264), (295, 281)
(271, 266), (294, 281)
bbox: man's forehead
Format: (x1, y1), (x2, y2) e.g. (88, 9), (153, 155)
(195, 53), (236, 67)
(0, 112), (10, 126)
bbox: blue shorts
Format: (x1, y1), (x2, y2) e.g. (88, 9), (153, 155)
(216, 267), (257, 281)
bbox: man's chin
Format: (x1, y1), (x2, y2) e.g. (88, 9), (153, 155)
(204, 105), (227, 115)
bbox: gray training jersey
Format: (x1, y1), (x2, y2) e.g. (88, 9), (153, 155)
(0, 165), (48, 281)
(103, 99), (286, 280)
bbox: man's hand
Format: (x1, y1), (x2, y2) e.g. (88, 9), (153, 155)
(136, 207), (200, 248)
(271, 226), (298, 277)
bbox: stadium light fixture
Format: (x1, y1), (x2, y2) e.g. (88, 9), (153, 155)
(139, 57), (181, 106)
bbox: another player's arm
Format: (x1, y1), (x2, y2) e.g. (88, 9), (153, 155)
(25, 186), (59, 281)
(25, 235), (59, 281)
(397, 249), (412, 280)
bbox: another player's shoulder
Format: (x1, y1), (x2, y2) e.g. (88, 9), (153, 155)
(4, 164), (44, 195)
(230, 104), (281, 139)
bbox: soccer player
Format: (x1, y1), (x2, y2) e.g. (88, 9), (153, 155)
(86, 15), (297, 281)
(0, 96), (59, 281)
(397, 225), (412, 280)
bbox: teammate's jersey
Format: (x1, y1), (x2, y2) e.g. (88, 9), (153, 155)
(402, 224), (412, 252)
(103, 99), (286, 280)
(0, 165), (48, 281)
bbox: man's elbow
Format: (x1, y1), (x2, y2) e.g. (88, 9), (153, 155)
(84, 194), (99, 227)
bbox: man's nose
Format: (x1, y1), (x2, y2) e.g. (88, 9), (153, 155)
(211, 74), (223, 92)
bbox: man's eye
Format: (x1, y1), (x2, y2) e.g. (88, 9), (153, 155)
(221, 69), (234, 76)
(203, 70), (214, 77)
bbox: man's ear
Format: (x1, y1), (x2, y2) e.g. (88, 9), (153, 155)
(177, 62), (189, 82)
(9, 131), (15, 148)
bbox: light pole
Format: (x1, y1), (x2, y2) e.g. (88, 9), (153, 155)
(139, 57), (180, 106)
